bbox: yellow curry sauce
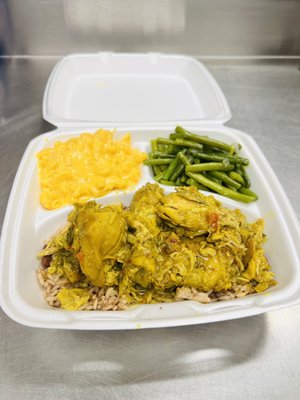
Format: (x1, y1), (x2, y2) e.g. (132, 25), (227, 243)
(38, 184), (276, 310)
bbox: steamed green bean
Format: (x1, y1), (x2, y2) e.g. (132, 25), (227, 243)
(144, 126), (256, 203)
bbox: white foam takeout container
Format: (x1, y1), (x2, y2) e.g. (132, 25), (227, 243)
(1, 53), (300, 330)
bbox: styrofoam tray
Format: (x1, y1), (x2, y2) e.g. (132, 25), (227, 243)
(1, 53), (300, 329)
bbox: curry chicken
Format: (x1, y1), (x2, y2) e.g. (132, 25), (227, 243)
(38, 184), (276, 310)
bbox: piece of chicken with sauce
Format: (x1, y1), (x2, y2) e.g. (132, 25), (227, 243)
(157, 186), (221, 237)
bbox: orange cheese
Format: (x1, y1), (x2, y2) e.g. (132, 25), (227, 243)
(36, 129), (146, 209)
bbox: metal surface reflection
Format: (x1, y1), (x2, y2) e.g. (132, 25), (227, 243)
(4, 0), (300, 56)
(63, 0), (185, 35)
(0, 313), (267, 386)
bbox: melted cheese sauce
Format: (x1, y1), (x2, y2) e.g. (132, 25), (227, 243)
(36, 129), (146, 209)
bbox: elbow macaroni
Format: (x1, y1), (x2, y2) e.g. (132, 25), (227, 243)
(36, 129), (147, 209)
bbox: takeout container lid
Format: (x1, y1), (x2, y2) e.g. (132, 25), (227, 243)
(43, 53), (231, 128)
(1, 53), (300, 330)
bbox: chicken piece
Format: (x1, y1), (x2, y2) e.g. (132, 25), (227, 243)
(218, 208), (246, 230)
(119, 239), (161, 303)
(123, 242), (157, 286)
(156, 232), (235, 293)
(157, 186), (220, 237)
(70, 202), (127, 286)
(183, 247), (234, 292)
(57, 288), (90, 310)
(242, 248), (276, 292)
(38, 224), (73, 258)
(47, 249), (82, 283)
(155, 246), (195, 289)
(130, 183), (164, 214)
(125, 183), (164, 241)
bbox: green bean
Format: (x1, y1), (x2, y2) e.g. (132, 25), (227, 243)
(229, 143), (242, 155)
(175, 126), (234, 153)
(186, 172), (255, 203)
(170, 162), (185, 182)
(169, 133), (184, 140)
(153, 171), (165, 182)
(203, 147), (228, 155)
(160, 179), (181, 186)
(180, 174), (188, 183)
(234, 164), (243, 174)
(239, 187), (258, 200)
(161, 156), (180, 181)
(209, 171), (241, 189)
(177, 151), (192, 166)
(225, 184), (238, 191)
(235, 165), (251, 188)
(152, 151), (176, 158)
(157, 144), (169, 152)
(241, 167), (251, 188)
(157, 138), (177, 146)
(206, 174), (222, 185)
(151, 139), (158, 152)
(187, 149), (249, 166)
(229, 171), (245, 185)
(186, 178), (208, 191)
(148, 151), (154, 158)
(174, 138), (203, 150)
(144, 158), (174, 166)
(148, 151), (162, 176)
(186, 162), (234, 172)
(152, 165), (162, 176)
(157, 143), (181, 155)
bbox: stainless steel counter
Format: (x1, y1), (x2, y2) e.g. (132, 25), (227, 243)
(1, 58), (300, 399)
